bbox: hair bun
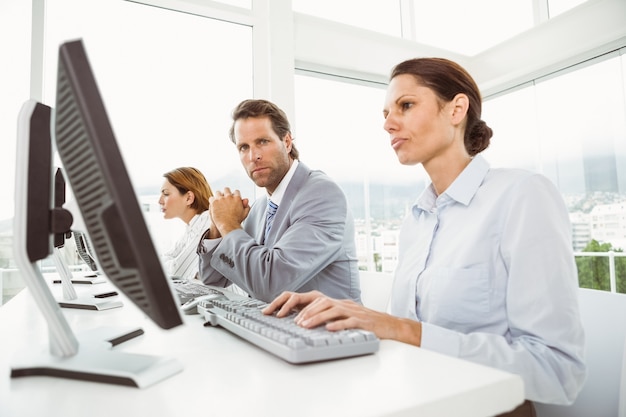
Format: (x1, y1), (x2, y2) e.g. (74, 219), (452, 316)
(466, 120), (493, 156)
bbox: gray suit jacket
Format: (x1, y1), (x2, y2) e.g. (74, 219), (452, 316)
(198, 162), (361, 303)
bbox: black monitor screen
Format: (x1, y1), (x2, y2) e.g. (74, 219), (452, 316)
(54, 39), (182, 329)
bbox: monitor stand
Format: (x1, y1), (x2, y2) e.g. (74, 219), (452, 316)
(10, 324), (180, 388)
(12, 99), (183, 388)
(10, 256), (182, 388)
(11, 346), (183, 388)
(51, 248), (122, 310)
(10, 255), (181, 388)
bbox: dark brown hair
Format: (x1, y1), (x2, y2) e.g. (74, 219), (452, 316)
(163, 167), (213, 212)
(228, 99), (299, 160)
(391, 58), (493, 156)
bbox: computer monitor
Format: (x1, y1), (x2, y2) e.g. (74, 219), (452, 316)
(12, 38), (184, 388)
(50, 168), (121, 309)
(53, 168), (72, 249)
(73, 230), (99, 272)
(60, 187), (105, 284)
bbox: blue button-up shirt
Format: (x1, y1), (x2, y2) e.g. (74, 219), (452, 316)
(390, 155), (586, 404)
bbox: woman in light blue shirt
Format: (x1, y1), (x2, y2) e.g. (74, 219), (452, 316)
(264, 57), (586, 412)
(159, 167), (213, 281)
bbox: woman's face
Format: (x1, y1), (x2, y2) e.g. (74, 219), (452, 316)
(382, 74), (457, 168)
(158, 179), (189, 220)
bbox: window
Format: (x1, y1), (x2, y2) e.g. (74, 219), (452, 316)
(484, 53), (626, 251)
(294, 50), (626, 274)
(0, 1), (30, 297)
(482, 85), (539, 172)
(548, 0), (588, 18)
(2, 0), (623, 303)
(294, 74), (425, 272)
(292, 0), (401, 37)
(483, 51), (626, 292)
(2, 0), (254, 277)
(411, 0), (534, 55)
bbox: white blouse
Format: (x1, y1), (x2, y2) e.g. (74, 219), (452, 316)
(162, 210), (211, 280)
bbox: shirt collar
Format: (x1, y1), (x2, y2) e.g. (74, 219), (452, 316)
(414, 155), (490, 213)
(267, 159), (299, 206)
(188, 213), (200, 228)
(188, 210), (207, 228)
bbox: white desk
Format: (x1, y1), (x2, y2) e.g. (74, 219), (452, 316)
(0, 284), (524, 417)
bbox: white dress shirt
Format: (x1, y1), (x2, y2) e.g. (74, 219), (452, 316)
(389, 155), (586, 405)
(162, 210), (211, 280)
(266, 159), (299, 206)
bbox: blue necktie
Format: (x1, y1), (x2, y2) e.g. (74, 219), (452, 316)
(265, 199), (278, 241)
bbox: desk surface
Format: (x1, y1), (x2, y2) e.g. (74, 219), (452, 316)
(0, 279), (524, 417)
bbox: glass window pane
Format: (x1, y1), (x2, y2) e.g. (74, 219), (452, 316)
(213, 0), (251, 9)
(535, 57), (626, 196)
(1, 0), (31, 281)
(295, 74), (426, 272)
(1, 1), (30, 224)
(293, 0), (402, 37)
(485, 54), (626, 255)
(548, 0), (588, 18)
(482, 86), (539, 172)
(535, 56), (626, 252)
(41, 0), (253, 254)
(412, 0), (534, 55)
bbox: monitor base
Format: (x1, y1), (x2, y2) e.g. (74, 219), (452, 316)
(11, 326), (182, 388)
(11, 348), (183, 388)
(58, 296), (123, 310)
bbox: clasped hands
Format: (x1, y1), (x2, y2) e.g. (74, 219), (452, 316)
(208, 187), (250, 237)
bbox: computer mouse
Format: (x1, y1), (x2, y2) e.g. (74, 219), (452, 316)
(180, 293), (225, 315)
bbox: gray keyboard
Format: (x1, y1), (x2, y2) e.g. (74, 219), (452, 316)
(172, 279), (224, 304)
(198, 297), (379, 364)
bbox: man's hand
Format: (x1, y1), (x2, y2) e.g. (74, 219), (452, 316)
(209, 187), (250, 236)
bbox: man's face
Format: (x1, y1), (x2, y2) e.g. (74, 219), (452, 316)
(234, 116), (293, 195)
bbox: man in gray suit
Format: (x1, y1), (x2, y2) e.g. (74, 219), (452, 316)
(197, 99), (361, 303)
